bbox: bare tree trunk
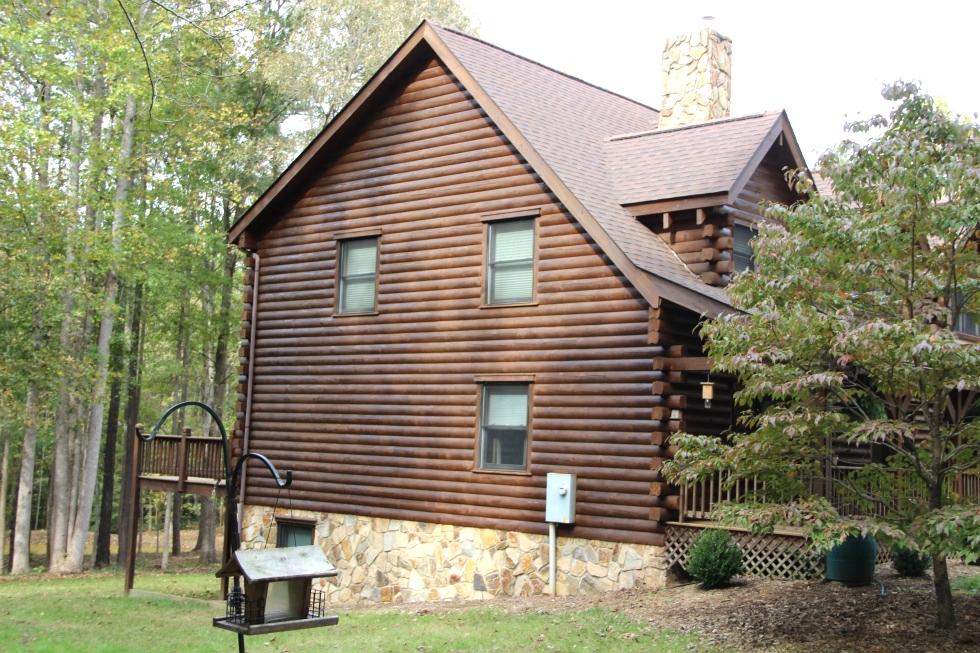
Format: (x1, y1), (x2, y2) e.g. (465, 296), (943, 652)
(0, 412), (9, 573)
(63, 91), (139, 573)
(171, 290), (190, 558)
(927, 418), (956, 630)
(50, 106), (84, 572)
(95, 327), (125, 568)
(198, 495), (217, 563)
(117, 282), (144, 566)
(171, 493), (182, 557)
(161, 493), (172, 570)
(12, 383), (40, 574)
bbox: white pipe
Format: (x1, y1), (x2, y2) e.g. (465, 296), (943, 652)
(238, 251), (260, 530)
(549, 522), (556, 595)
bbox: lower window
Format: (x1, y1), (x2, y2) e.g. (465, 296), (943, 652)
(478, 384), (530, 471)
(276, 518), (314, 547)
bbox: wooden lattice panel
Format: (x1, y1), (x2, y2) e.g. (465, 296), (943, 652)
(665, 524), (824, 580)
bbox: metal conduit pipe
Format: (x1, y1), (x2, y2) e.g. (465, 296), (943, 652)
(238, 251), (260, 529)
(549, 522), (556, 595)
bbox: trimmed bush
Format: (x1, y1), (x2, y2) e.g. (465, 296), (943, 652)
(684, 528), (744, 589)
(892, 546), (931, 577)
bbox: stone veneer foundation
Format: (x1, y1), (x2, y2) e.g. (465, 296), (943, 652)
(241, 506), (667, 604)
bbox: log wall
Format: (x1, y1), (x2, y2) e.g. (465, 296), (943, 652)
(235, 58), (673, 546)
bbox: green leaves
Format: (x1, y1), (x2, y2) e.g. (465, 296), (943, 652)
(670, 82), (980, 582)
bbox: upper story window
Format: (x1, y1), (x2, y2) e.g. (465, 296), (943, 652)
(487, 218), (535, 305)
(733, 223), (755, 272)
(337, 237), (378, 314)
(478, 384), (530, 472)
(953, 292), (980, 337)
(955, 312), (979, 337)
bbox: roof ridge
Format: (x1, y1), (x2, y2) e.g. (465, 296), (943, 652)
(606, 111), (779, 142)
(427, 21), (660, 116)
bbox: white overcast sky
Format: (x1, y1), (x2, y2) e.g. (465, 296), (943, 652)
(459, 0), (980, 167)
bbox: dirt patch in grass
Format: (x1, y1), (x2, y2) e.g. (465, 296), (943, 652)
(355, 561), (980, 652)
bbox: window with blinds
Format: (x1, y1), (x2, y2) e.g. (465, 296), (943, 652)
(954, 292), (980, 337)
(487, 219), (534, 304)
(338, 237), (378, 314)
(733, 224), (755, 272)
(478, 384), (529, 471)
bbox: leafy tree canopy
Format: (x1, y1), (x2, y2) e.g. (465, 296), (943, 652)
(664, 81), (980, 628)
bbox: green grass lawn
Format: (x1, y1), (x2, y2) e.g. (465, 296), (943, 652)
(954, 572), (980, 594)
(0, 571), (709, 652)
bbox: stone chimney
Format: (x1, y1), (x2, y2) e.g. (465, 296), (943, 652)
(659, 29), (732, 129)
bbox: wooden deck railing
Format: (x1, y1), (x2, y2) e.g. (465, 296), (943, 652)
(140, 427), (225, 487)
(678, 467), (980, 522)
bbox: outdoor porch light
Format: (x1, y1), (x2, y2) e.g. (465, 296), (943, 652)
(701, 379), (715, 408)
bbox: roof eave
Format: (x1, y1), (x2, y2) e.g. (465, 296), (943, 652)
(649, 274), (736, 319)
(622, 192), (731, 217)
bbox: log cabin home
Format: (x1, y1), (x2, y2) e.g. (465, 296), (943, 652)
(225, 21), (822, 602)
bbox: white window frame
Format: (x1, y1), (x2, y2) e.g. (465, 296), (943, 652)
(485, 218), (536, 305)
(337, 236), (378, 314)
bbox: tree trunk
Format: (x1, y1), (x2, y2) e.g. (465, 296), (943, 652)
(117, 282), (144, 566)
(928, 418), (957, 629)
(171, 492), (182, 556)
(198, 496), (218, 563)
(63, 91), (139, 573)
(11, 383), (40, 574)
(933, 554), (956, 629)
(161, 493), (173, 569)
(0, 414), (9, 573)
(95, 328), (125, 568)
(7, 460), (17, 573)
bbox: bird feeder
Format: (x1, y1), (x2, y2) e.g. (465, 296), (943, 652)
(214, 545), (339, 635)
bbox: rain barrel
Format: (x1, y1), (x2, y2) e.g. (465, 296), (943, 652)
(826, 535), (877, 584)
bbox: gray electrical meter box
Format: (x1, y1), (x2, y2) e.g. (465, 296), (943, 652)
(545, 473), (576, 524)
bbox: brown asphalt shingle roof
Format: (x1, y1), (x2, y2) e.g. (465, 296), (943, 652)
(605, 112), (784, 205)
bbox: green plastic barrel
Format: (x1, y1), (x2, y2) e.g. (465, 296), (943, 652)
(826, 535), (877, 584)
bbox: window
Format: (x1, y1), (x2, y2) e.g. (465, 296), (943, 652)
(338, 237), (378, 313)
(733, 224), (755, 272)
(478, 384), (530, 471)
(276, 518), (314, 548)
(956, 312), (980, 337)
(487, 219), (535, 304)
(954, 295), (980, 337)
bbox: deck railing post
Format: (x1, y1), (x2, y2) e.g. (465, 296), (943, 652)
(177, 427), (190, 493)
(124, 431), (143, 595)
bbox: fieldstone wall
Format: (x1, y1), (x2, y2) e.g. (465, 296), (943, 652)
(241, 506), (667, 604)
(659, 28), (732, 129)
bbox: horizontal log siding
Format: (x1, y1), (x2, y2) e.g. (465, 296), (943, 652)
(735, 157), (801, 220)
(245, 59), (663, 546)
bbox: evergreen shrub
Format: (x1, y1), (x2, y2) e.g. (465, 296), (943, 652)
(891, 546), (931, 577)
(684, 528), (744, 589)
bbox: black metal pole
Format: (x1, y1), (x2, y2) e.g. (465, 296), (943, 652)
(136, 402), (293, 653)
